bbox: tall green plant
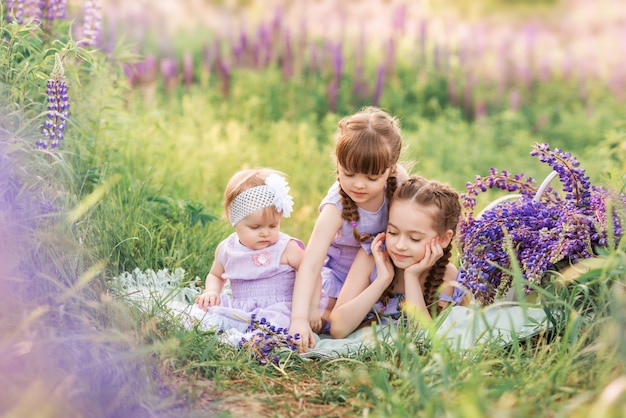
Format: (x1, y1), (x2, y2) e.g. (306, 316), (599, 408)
(0, 8), (199, 417)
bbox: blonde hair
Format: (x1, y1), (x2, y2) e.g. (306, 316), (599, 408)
(335, 107), (403, 242)
(223, 168), (286, 223)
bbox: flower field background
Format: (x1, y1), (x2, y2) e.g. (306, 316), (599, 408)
(2, 0), (626, 416)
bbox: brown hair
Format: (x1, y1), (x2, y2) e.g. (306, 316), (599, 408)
(223, 168), (285, 223)
(335, 107), (403, 242)
(383, 176), (461, 314)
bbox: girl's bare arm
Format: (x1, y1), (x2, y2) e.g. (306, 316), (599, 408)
(330, 235), (392, 339)
(289, 204), (343, 351)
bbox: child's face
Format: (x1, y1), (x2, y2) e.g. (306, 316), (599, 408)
(234, 209), (282, 250)
(385, 200), (447, 269)
(337, 165), (390, 209)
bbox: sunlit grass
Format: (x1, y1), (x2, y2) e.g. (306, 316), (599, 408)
(3, 3), (626, 415)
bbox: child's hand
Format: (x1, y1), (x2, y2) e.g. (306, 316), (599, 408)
(195, 291), (220, 311)
(309, 312), (323, 334)
(405, 237), (444, 281)
(371, 232), (394, 286)
(308, 302), (323, 333)
(289, 318), (316, 353)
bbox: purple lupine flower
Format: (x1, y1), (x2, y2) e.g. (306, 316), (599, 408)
(142, 53), (158, 83)
(509, 89), (521, 111)
(351, 27), (367, 99)
(352, 61), (366, 100)
(392, 3), (406, 35)
(160, 57), (178, 92)
(38, 53), (69, 149)
(5, 0), (25, 24)
(23, 0), (43, 24)
(183, 51), (194, 88)
(43, 0), (67, 21)
(309, 43), (320, 72)
(232, 38), (244, 64)
(385, 37), (396, 75)
(7, 0), (43, 24)
(257, 23), (272, 67)
(372, 64), (385, 106)
(457, 142), (624, 304)
(332, 42), (343, 80)
(217, 57), (230, 97)
(1, 125), (176, 417)
(240, 316), (299, 365)
(78, 0), (102, 48)
(122, 63), (139, 87)
(418, 19), (428, 57)
(327, 78), (339, 113)
(282, 29), (293, 79)
(202, 44), (213, 74)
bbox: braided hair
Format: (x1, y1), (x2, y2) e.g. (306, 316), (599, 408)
(383, 176), (461, 315)
(334, 107), (403, 242)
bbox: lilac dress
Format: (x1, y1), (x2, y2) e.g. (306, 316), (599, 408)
(363, 266), (453, 326)
(320, 182), (389, 299)
(188, 232), (303, 332)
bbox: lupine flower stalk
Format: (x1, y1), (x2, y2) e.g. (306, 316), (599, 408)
(5, 0), (67, 29)
(372, 65), (384, 106)
(457, 142), (625, 305)
(183, 51), (194, 88)
(239, 315), (300, 366)
(78, 0), (102, 48)
(5, 0), (25, 24)
(351, 27), (367, 100)
(38, 53), (69, 149)
(282, 29), (293, 79)
(43, 0), (66, 21)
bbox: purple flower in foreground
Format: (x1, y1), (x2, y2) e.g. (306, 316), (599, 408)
(239, 315), (299, 365)
(38, 53), (69, 149)
(0, 132), (171, 416)
(457, 142), (625, 305)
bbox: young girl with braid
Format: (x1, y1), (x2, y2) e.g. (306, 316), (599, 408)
(290, 107), (408, 351)
(329, 176), (461, 339)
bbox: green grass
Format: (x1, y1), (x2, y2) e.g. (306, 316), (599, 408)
(3, 10), (626, 417)
(77, 73), (626, 416)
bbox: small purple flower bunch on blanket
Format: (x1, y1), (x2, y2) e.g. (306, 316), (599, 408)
(457, 142), (625, 305)
(239, 315), (300, 365)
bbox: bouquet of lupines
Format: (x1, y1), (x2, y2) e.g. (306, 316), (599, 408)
(457, 142), (625, 305)
(239, 315), (300, 366)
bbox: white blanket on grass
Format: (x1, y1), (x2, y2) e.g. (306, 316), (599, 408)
(167, 301), (549, 359)
(112, 268), (550, 359)
(301, 303), (549, 359)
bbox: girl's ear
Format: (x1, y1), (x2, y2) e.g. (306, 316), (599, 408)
(441, 230), (454, 248)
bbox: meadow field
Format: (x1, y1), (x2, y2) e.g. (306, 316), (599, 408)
(2, 0), (626, 416)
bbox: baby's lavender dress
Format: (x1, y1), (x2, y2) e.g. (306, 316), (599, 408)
(187, 232), (303, 333)
(320, 182), (389, 299)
